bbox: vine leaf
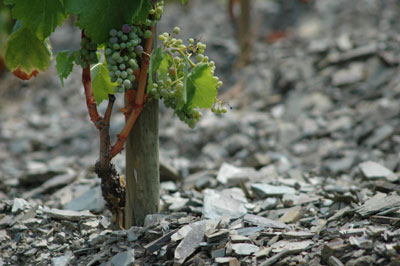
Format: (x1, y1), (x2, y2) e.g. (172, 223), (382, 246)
(147, 46), (163, 92)
(133, 0), (151, 24)
(91, 62), (118, 105)
(5, 27), (52, 80)
(184, 63), (217, 109)
(56, 50), (79, 86)
(182, 0), (188, 4)
(10, 0), (66, 40)
(157, 51), (172, 81)
(65, 0), (145, 44)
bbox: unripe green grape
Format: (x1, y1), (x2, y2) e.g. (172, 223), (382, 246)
(129, 59), (138, 69)
(152, 83), (158, 89)
(120, 43), (126, 49)
(213, 76), (219, 82)
(126, 42), (132, 49)
(137, 28), (143, 36)
(130, 52), (137, 58)
(145, 19), (152, 27)
(117, 31), (123, 37)
(151, 88), (157, 95)
(156, 6), (163, 15)
(143, 30), (152, 39)
(126, 68), (133, 73)
(113, 43), (120, 50)
(160, 89), (168, 98)
(121, 35), (128, 41)
(209, 61), (215, 67)
(176, 82), (183, 90)
(121, 71), (128, 79)
(159, 35), (165, 41)
(202, 56), (209, 63)
(110, 37), (118, 44)
(157, 80), (164, 86)
(135, 45), (144, 56)
(189, 38), (194, 44)
(115, 70), (121, 76)
(198, 49), (204, 54)
(216, 81), (223, 88)
(221, 107), (228, 113)
(176, 39), (182, 46)
(128, 74), (136, 82)
(112, 52), (120, 60)
(119, 63), (126, 70)
(117, 57), (123, 64)
(173, 27), (180, 34)
(105, 48), (112, 56)
(114, 86), (122, 93)
(109, 71), (115, 77)
(123, 56), (129, 62)
(112, 65), (118, 71)
(117, 78), (123, 84)
(149, 9), (155, 15)
(129, 32), (137, 40)
(196, 54), (204, 62)
(109, 29), (118, 37)
(111, 77), (117, 83)
(123, 79), (132, 89)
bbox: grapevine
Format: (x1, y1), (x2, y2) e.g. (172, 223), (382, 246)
(2, 0), (225, 227)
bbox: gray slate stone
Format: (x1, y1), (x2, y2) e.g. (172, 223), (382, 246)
(51, 251), (72, 266)
(231, 243), (260, 255)
(202, 189), (247, 219)
(64, 186), (105, 212)
(359, 161), (398, 182)
(251, 184), (295, 198)
(111, 249), (135, 266)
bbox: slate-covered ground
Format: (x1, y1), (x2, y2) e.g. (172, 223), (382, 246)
(1, 0), (400, 265)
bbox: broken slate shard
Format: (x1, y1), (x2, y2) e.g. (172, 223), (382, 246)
(202, 189), (247, 219)
(216, 163), (256, 186)
(271, 240), (313, 254)
(174, 221), (207, 265)
(43, 208), (95, 221)
(251, 183), (295, 198)
(110, 249), (135, 266)
(244, 214), (289, 229)
(231, 243), (260, 255)
(64, 186), (105, 212)
(356, 194), (400, 217)
(359, 161), (398, 182)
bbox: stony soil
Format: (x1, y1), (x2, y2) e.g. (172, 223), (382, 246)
(1, 0), (400, 265)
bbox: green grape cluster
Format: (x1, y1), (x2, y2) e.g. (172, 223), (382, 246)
(76, 37), (98, 68)
(105, 1), (164, 93)
(149, 27), (224, 128)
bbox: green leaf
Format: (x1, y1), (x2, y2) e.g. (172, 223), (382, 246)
(5, 27), (52, 80)
(182, 0), (188, 4)
(147, 46), (163, 92)
(65, 0), (143, 44)
(11, 0), (66, 40)
(56, 50), (79, 86)
(4, 0), (16, 6)
(185, 63), (217, 109)
(132, 0), (151, 24)
(157, 51), (172, 81)
(91, 62), (117, 105)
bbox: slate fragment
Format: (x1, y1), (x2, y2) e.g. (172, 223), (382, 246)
(43, 208), (95, 221)
(359, 161), (398, 182)
(244, 214), (289, 229)
(356, 194), (400, 217)
(202, 189), (247, 219)
(174, 221), (207, 265)
(231, 243), (260, 255)
(251, 184), (295, 198)
(110, 249), (135, 266)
